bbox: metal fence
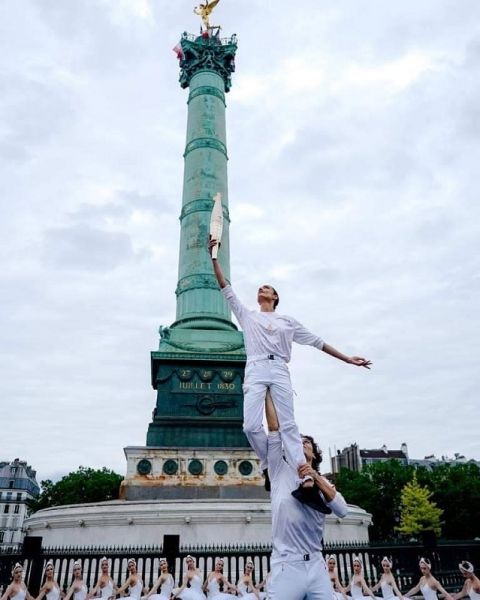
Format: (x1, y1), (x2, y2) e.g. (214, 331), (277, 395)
(1, 538), (479, 596)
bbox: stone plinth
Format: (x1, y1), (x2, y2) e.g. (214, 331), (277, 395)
(24, 500), (372, 547)
(121, 446), (267, 500)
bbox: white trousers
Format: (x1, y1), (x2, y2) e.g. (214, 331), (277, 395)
(268, 555), (331, 600)
(242, 358), (305, 471)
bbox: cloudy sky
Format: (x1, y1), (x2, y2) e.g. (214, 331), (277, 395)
(1, 0), (479, 483)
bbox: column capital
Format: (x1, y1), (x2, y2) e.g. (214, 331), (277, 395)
(178, 31), (237, 92)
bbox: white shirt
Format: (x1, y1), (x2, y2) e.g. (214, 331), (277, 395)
(267, 431), (348, 562)
(221, 285), (324, 363)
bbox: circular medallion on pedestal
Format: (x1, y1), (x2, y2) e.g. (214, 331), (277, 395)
(163, 459), (178, 475)
(188, 459), (203, 475)
(238, 460), (253, 476)
(137, 459), (152, 475)
(214, 460), (228, 475)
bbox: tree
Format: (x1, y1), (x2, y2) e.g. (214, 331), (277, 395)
(335, 460), (416, 540)
(397, 473), (443, 537)
(27, 467), (123, 513)
(418, 463), (480, 539)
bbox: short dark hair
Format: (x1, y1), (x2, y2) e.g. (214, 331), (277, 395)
(272, 287), (279, 309)
(302, 434), (323, 471)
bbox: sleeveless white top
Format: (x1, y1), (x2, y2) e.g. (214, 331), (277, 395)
(11, 588), (26, 600)
(150, 575), (174, 599)
(127, 580), (143, 600)
(73, 583), (88, 600)
(99, 580), (114, 599)
(46, 586), (60, 600)
(351, 582), (371, 600)
(421, 584), (438, 600)
(206, 577), (230, 599)
(468, 586), (480, 600)
(237, 580), (259, 599)
(381, 582), (396, 600)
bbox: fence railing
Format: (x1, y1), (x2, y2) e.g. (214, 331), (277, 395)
(1, 539), (479, 596)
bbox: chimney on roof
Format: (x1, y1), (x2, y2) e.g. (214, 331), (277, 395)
(382, 444), (388, 454)
(401, 443), (408, 457)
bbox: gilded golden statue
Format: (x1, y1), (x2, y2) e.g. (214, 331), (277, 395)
(194, 0), (221, 31)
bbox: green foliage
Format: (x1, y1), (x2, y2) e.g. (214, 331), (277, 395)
(27, 467), (123, 513)
(397, 473), (443, 537)
(336, 460), (416, 539)
(335, 460), (480, 540)
(418, 463), (480, 539)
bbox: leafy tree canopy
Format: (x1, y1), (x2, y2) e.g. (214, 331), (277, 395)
(397, 473), (443, 537)
(27, 466), (123, 513)
(335, 460), (479, 540)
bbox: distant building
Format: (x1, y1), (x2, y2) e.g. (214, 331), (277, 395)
(331, 443), (409, 473)
(408, 453), (480, 471)
(0, 458), (40, 550)
(331, 443), (480, 474)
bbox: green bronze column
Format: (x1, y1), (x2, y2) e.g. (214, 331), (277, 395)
(147, 31), (247, 451)
(172, 32), (238, 331)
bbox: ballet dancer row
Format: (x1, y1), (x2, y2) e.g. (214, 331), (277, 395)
(326, 555), (480, 600)
(172, 555), (267, 599)
(0, 557), (267, 600)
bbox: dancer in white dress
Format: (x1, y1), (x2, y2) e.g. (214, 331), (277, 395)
(326, 556), (347, 600)
(88, 557), (115, 600)
(174, 556), (206, 600)
(0, 563), (35, 600)
(203, 559), (235, 599)
(370, 558), (404, 600)
(345, 558), (376, 600)
(209, 239), (371, 507)
(36, 561), (61, 600)
(453, 562), (480, 600)
(405, 558), (453, 600)
(114, 559), (144, 600)
(65, 561), (88, 600)
(145, 559), (175, 600)
(236, 561), (264, 600)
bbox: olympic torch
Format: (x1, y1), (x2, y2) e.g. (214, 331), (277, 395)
(209, 192), (223, 259)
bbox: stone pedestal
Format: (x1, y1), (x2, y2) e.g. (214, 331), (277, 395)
(121, 446), (267, 500)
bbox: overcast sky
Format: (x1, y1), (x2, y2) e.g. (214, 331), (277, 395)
(1, 0), (479, 483)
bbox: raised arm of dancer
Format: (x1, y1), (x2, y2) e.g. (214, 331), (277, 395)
(63, 583), (76, 600)
(433, 579), (454, 600)
(114, 577), (132, 597)
(0, 584), (14, 600)
(208, 240), (227, 288)
(452, 581), (469, 600)
(361, 578), (376, 598)
(88, 581), (99, 599)
(36, 584), (50, 600)
(322, 343), (372, 369)
(145, 577), (161, 598)
(404, 581), (422, 597)
(391, 578), (405, 600)
(173, 574), (191, 598)
(334, 575), (348, 596)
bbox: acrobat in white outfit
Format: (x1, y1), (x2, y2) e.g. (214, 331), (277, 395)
(209, 240), (371, 508)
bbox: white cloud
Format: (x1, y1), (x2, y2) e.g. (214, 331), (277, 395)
(1, 0), (479, 482)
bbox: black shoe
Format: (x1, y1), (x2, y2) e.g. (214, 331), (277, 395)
(263, 468), (271, 492)
(291, 485), (332, 514)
